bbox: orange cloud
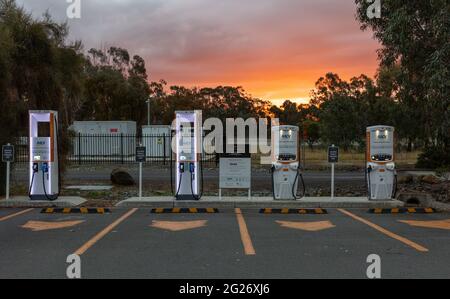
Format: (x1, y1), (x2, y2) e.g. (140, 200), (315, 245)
(20, 0), (381, 105)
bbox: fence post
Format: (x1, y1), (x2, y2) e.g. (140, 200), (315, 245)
(121, 133), (124, 164)
(302, 141), (306, 169)
(78, 133), (82, 165)
(170, 133), (174, 167)
(163, 134), (167, 165)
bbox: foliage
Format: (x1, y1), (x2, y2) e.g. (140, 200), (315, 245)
(77, 47), (150, 127)
(416, 146), (450, 169)
(355, 0), (450, 157)
(307, 73), (397, 150)
(0, 0), (85, 192)
(148, 82), (271, 125)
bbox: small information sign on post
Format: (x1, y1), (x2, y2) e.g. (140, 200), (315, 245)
(328, 145), (339, 200)
(136, 146), (146, 199)
(2, 144), (14, 200)
(2, 144), (14, 163)
(328, 145), (339, 164)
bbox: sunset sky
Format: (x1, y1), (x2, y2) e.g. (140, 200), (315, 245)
(18, 0), (380, 105)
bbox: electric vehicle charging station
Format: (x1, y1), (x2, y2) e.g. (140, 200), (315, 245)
(29, 111), (60, 201)
(366, 126), (397, 201)
(174, 111), (203, 200)
(271, 125), (305, 200)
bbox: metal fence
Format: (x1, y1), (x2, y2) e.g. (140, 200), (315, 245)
(14, 134), (218, 167)
(13, 135), (419, 169)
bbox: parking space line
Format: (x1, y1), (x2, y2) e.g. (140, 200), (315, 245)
(74, 208), (138, 256)
(0, 208), (34, 222)
(399, 219), (450, 230)
(235, 208), (256, 256)
(338, 209), (429, 253)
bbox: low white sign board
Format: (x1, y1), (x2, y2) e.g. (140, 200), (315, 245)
(219, 157), (251, 189)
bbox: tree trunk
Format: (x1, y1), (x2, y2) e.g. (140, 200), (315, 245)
(407, 138), (412, 152)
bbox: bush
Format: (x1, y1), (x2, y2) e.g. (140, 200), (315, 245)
(416, 146), (450, 169)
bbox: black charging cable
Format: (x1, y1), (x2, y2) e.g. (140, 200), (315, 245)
(392, 171), (398, 199)
(271, 165), (276, 199)
(189, 162), (203, 201)
(42, 163), (58, 201)
(175, 163), (184, 199)
(367, 165), (372, 200)
(28, 164), (38, 199)
(292, 167), (306, 199)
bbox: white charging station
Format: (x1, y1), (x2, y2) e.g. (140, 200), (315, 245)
(271, 125), (305, 200)
(29, 111), (60, 201)
(366, 125), (397, 201)
(174, 111), (203, 200)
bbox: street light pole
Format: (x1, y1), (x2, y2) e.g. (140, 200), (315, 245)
(146, 96), (151, 126)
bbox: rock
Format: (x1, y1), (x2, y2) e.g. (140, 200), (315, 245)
(111, 168), (135, 186)
(420, 175), (441, 185)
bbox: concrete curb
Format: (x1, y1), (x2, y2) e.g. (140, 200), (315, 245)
(397, 192), (450, 212)
(260, 208), (328, 214)
(116, 196), (405, 209)
(41, 207), (110, 214)
(430, 201), (450, 212)
(0, 196), (87, 208)
(369, 208), (436, 214)
(151, 208), (219, 214)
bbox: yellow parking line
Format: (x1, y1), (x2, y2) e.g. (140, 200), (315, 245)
(74, 208), (138, 256)
(235, 208), (256, 256)
(0, 208), (34, 222)
(338, 209), (429, 253)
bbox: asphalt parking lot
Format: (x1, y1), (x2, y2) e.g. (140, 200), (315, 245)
(0, 207), (449, 279)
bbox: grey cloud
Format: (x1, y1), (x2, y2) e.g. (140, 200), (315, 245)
(16, 0), (378, 88)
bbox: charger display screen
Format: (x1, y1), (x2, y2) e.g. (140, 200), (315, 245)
(37, 122), (50, 137)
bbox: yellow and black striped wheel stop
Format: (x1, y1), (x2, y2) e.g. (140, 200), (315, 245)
(41, 208), (110, 214)
(260, 208), (327, 214)
(369, 208), (436, 214)
(151, 208), (219, 214)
